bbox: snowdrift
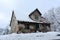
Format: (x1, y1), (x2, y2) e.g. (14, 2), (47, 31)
(0, 32), (60, 40)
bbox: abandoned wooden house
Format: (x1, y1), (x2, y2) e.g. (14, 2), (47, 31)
(10, 9), (50, 33)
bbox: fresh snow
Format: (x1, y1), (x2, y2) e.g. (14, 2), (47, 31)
(0, 32), (60, 40)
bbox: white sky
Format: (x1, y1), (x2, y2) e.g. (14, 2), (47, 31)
(0, 0), (60, 28)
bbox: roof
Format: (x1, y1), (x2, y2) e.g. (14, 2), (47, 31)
(39, 16), (50, 23)
(17, 20), (50, 24)
(10, 11), (15, 26)
(28, 8), (50, 23)
(29, 8), (42, 17)
(10, 9), (50, 26)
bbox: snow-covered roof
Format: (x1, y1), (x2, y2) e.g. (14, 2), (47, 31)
(28, 8), (50, 23)
(10, 9), (50, 25)
(29, 8), (42, 16)
(17, 20), (50, 24)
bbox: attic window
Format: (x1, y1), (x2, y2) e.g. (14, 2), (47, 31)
(34, 14), (38, 20)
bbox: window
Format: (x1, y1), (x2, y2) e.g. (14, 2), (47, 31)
(34, 14), (38, 20)
(25, 24), (29, 29)
(36, 24), (39, 29)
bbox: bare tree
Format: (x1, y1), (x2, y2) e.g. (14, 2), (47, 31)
(44, 7), (60, 32)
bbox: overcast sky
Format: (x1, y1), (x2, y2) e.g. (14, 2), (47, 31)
(0, 0), (60, 28)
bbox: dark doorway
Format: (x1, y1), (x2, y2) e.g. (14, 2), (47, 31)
(35, 24), (39, 31)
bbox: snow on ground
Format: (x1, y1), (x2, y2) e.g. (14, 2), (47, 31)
(0, 32), (60, 40)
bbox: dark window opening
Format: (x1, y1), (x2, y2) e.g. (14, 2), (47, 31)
(34, 15), (38, 20)
(25, 24), (29, 29)
(35, 24), (39, 30)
